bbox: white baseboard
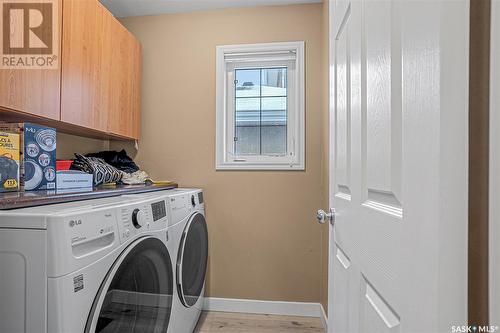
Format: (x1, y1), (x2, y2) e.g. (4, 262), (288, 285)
(320, 304), (328, 331)
(203, 297), (328, 330)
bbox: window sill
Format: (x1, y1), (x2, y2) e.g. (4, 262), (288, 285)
(215, 162), (305, 171)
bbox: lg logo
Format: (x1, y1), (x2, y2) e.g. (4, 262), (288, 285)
(69, 219), (82, 228)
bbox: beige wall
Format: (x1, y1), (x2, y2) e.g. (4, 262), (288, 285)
(56, 133), (109, 160)
(111, 3), (329, 304)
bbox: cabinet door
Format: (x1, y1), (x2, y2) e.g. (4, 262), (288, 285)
(60, 0), (111, 132)
(108, 22), (141, 139)
(0, 0), (62, 120)
(131, 39), (141, 139)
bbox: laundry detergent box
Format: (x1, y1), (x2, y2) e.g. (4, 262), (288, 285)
(0, 123), (56, 191)
(0, 132), (20, 192)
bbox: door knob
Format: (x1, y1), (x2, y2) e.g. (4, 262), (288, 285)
(316, 208), (336, 224)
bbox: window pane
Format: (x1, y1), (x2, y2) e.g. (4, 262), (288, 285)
(233, 68), (288, 156)
(261, 97), (287, 155)
(235, 96), (260, 155)
(235, 126), (260, 155)
(261, 96), (287, 110)
(235, 97), (260, 112)
(261, 68), (287, 97)
(235, 97), (260, 127)
(261, 125), (287, 155)
(235, 69), (260, 97)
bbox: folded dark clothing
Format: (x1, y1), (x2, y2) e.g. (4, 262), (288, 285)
(86, 149), (139, 174)
(71, 154), (122, 186)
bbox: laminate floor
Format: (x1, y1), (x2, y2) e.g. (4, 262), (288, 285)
(194, 311), (325, 333)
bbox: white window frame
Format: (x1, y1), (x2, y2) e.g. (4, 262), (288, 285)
(215, 41), (305, 170)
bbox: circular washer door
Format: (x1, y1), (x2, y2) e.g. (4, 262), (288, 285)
(86, 237), (173, 333)
(177, 212), (209, 307)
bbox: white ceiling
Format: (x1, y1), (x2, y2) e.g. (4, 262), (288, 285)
(99, 0), (323, 18)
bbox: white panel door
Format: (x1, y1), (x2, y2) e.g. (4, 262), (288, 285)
(327, 0), (469, 332)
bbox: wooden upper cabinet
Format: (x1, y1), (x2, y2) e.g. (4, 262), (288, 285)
(61, 0), (140, 139)
(107, 22), (141, 139)
(0, 0), (141, 140)
(60, 0), (110, 132)
(0, 0), (62, 120)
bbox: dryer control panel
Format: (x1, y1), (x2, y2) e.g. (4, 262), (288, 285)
(151, 200), (167, 221)
(168, 190), (204, 226)
(117, 199), (168, 244)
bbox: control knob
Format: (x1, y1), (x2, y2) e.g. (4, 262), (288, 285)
(132, 209), (146, 229)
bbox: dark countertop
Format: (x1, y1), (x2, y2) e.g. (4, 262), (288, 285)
(0, 183), (178, 210)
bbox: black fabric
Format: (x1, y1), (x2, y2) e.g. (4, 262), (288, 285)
(71, 154), (122, 186)
(86, 150), (140, 174)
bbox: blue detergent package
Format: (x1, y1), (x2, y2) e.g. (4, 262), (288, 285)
(0, 123), (57, 191)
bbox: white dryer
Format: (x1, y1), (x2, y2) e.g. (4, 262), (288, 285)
(127, 188), (208, 333)
(167, 189), (208, 333)
(0, 194), (175, 333)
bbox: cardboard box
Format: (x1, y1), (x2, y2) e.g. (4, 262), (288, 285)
(0, 123), (56, 191)
(0, 132), (20, 192)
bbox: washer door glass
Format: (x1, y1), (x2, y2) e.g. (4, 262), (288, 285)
(86, 237), (173, 333)
(178, 213), (209, 307)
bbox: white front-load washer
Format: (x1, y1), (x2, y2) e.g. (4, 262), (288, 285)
(126, 188), (208, 333)
(0, 194), (175, 333)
